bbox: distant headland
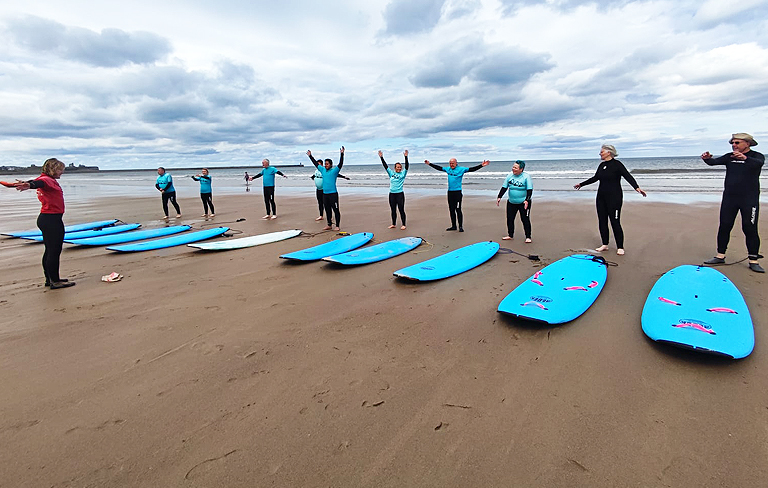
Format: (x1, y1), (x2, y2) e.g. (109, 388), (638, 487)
(0, 163), (304, 175)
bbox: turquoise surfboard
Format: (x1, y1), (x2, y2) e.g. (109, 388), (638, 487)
(23, 223), (141, 241)
(641, 265), (754, 359)
(322, 237), (422, 265)
(3, 219), (118, 238)
(66, 225), (191, 246)
(280, 232), (374, 261)
(393, 241), (499, 281)
(107, 227), (229, 252)
(497, 254), (608, 324)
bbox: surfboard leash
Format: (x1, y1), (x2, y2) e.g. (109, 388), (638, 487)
(412, 237), (434, 254)
(702, 254), (763, 267)
(498, 247), (540, 261)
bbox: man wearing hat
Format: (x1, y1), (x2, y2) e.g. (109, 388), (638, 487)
(702, 133), (765, 273)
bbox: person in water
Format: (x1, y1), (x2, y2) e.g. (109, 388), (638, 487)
(701, 133), (765, 273)
(244, 171), (250, 192)
(249, 159), (287, 219)
(311, 166), (350, 221)
(155, 167), (182, 220)
(307, 146), (345, 230)
(574, 144), (646, 255)
(10, 158), (75, 289)
(425, 157), (490, 232)
(496, 160), (533, 242)
(191, 168), (214, 217)
(379, 149), (409, 229)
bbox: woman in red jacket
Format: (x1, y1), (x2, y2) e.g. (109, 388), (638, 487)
(13, 158), (76, 289)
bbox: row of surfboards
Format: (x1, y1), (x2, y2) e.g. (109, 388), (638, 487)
(2, 219), (755, 359)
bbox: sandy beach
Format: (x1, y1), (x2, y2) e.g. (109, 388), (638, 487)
(0, 191), (766, 487)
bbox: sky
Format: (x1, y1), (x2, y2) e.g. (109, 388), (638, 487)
(1, 0), (767, 169)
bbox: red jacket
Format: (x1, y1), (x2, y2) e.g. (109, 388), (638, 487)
(30, 174), (65, 214)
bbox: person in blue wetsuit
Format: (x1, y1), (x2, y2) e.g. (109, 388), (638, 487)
(425, 157), (490, 232)
(249, 159), (287, 219)
(191, 168), (214, 217)
(574, 145), (646, 255)
(379, 149), (409, 229)
(155, 167), (181, 220)
(307, 146), (345, 230)
(496, 160), (533, 242)
(311, 167), (350, 221)
(701, 132), (765, 273)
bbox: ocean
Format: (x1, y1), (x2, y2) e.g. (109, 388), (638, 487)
(2, 157), (765, 220)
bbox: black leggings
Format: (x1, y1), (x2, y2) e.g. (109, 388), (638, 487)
(162, 191), (181, 216)
(717, 193), (760, 257)
(389, 192), (406, 226)
(596, 193), (624, 248)
(37, 213), (64, 284)
(200, 193), (214, 214)
(506, 201), (532, 238)
(263, 186), (276, 215)
(316, 189), (324, 217)
(447, 190), (463, 228)
(323, 193), (341, 226)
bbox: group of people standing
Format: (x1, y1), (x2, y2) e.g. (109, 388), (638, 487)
(4, 132), (763, 291)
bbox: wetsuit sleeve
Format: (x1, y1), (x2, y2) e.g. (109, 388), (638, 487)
(497, 187), (508, 199)
(744, 151), (765, 169)
(160, 180), (172, 191)
(467, 164), (484, 172)
(618, 161), (640, 189)
(428, 163), (445, 172)
(703, 154), (730, 166)
(380, 156), (388, 170)
(404, 155), (409, 170)
(308, 154), (320, 167)
(339, 174), (350, 180)
(310, 174), (316, 180)
(155, 183), (161, 190)
(276, 171), (285, 177)
(200, 175), (211, 181)
(253, 173), (263, 179)
(338, 151), (344, 169)
(579, 167), (600, 187)
(27, 179), (49, 189)
(191, 176), (200, 181)
(526, 189), (533, 202)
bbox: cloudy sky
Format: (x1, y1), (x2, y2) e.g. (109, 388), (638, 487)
(1, 0), (766, 169)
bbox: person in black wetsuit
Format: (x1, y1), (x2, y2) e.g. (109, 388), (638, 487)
(574, 145), (647, 255)
(425, 157), (490, 232)
(701, 133), (765, 273)
(155, 167), (181, 220)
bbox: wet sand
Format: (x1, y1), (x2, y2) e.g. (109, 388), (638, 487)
(0, 192), (766, 487)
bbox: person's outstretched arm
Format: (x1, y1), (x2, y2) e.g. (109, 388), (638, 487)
(338, 146), (345, 169)
(425, 160), (445, 172)
(378, 150), (388, 170)
(404, 150), (409, 170)
(574, 167), (600, 190)
(276, 171), (287, 178)
(468, 160), (490, 172)
(307, 150), (319, 167)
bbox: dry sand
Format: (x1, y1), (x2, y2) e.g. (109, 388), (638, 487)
(0, 191), (766, 487)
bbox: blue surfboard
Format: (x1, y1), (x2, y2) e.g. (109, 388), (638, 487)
(393, 241), (499, 281)
(3, 219), (119, 238)
(497, 254), (608, 324)
(641, 265), (754, 359)
(107, 227), (229, 252)
(23, 223), (141, 242)
(280, 232), (374, 261)
(322, 237), (422, 265)
(66, 225), (191, 246)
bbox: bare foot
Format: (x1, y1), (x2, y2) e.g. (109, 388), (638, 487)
(595, 245), (609, 252)
(323, 225), (332, 230)
(315, 216), (323, 221)
(400, 225), (406, 230)
(333, 226), (340, 231)
(502, 236), (512, 240)
(176, 214), (182, 219)
(617, 248), (625, 255)
(270, 215), (278, 219)
(525, 238), (532, 243)
(201, 214), (208, 217)
(262, 215), (270, 219)
(388, 225), (396, 229)
(209, 214), (215, 217)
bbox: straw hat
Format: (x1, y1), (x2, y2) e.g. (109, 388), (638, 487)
(730, 133), (757, 146)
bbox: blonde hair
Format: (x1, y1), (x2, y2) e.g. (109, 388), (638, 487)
(42, 158), (65, 177)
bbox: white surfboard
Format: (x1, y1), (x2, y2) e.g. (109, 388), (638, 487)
(188, 229), (302, 250)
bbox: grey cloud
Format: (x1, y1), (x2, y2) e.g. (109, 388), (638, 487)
(5, 15), (171, 67)
(409, 38), (552, 88)
(140, 99), (210, 123)
(381, 0), (447, 36)
(498, 0), (633, 15)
